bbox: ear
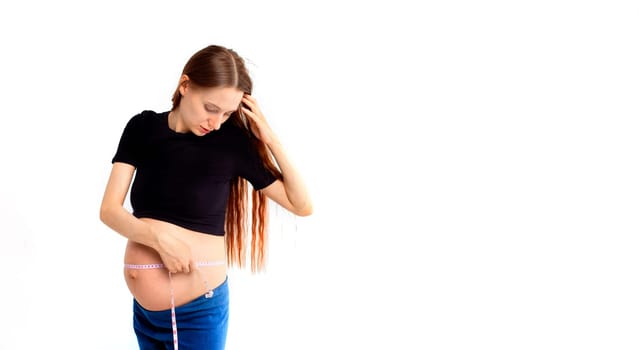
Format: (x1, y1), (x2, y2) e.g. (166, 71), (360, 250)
(178, 74), (190, 96)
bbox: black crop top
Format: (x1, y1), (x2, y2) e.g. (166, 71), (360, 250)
(111, 110), (277, 235)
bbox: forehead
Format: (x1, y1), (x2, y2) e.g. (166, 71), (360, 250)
(198, 86), (244, 110)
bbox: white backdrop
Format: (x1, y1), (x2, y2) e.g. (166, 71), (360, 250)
(0, 1), (638, 349)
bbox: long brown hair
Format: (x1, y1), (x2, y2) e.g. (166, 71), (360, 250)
(171, 45), (281, 272)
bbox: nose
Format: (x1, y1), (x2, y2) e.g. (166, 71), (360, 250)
(208, 114), (223, 130)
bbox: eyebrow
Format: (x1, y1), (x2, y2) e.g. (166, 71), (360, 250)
(206, 102), (237, 114)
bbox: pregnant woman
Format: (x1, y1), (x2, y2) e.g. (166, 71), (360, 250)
(99, 44), (312, 350)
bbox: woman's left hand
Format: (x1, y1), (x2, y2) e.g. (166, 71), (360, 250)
(241, 94), (277, 145)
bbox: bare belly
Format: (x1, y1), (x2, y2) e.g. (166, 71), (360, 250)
(124, 218), (228, 311)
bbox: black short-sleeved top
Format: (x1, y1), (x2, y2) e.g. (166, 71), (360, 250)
(111, 110), (277, 235)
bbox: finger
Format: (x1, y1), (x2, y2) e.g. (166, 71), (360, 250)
(242, 96), (259, 111)
(241, 95), (253, 104)
(241, 98), (253, 110)
(241, 106), (256, 120)
(177, 260), (188, 273)
(173, 262), (182, 274)
(191, 259), (200, 271)
(241, 102), (255, 114)
(185, 260), (197, 274)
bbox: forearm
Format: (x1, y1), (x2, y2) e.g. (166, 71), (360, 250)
(267, 136), (313, 214)
(100, 205), (159, 249)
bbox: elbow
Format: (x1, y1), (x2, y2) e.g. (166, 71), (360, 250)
(99, 205), (108, 224)
(295, 202), (313, 217)
(99, 204), (115, 225)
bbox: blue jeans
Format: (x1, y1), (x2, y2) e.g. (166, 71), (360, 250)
(133, 276), (229, 350)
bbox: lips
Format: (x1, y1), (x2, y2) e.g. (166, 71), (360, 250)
(200, 126), (210, 133)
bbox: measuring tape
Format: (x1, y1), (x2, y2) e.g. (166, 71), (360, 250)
(125, 261), (226, 350)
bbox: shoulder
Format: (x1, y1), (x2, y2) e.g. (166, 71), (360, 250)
(218, 118), (252, 145)
(121, 110), (167, 132)
(129, 110), (166, 125)
(220, 118), (246, 135)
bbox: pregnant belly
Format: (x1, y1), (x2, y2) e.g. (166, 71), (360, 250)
(123, 219), (228, 311)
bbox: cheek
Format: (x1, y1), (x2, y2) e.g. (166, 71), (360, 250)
(190, 112), (206, 126)
(183, 100), (204, 123)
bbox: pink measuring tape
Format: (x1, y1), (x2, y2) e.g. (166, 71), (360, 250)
(125, 261), (226, 350)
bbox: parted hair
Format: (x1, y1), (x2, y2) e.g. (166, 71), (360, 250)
(171, 45), (281, 272)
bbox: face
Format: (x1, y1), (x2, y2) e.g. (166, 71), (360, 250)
(176, 78), (244, 136)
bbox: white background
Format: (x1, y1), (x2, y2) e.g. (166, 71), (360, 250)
(0, 1), (638, 349)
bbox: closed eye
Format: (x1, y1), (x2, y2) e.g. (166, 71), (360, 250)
(205, 103), (235, 116)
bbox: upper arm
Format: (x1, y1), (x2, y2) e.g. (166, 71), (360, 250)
(101, 162), (136, 210)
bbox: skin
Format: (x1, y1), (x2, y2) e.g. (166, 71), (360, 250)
(99, 74), (312, 310)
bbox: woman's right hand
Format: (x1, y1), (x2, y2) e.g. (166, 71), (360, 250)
(148, 222), (196, 274)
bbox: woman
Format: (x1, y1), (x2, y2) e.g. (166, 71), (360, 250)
(99, 44), (312, 350)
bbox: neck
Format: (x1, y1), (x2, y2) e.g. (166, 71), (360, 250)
(168, 109), (187, 133)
